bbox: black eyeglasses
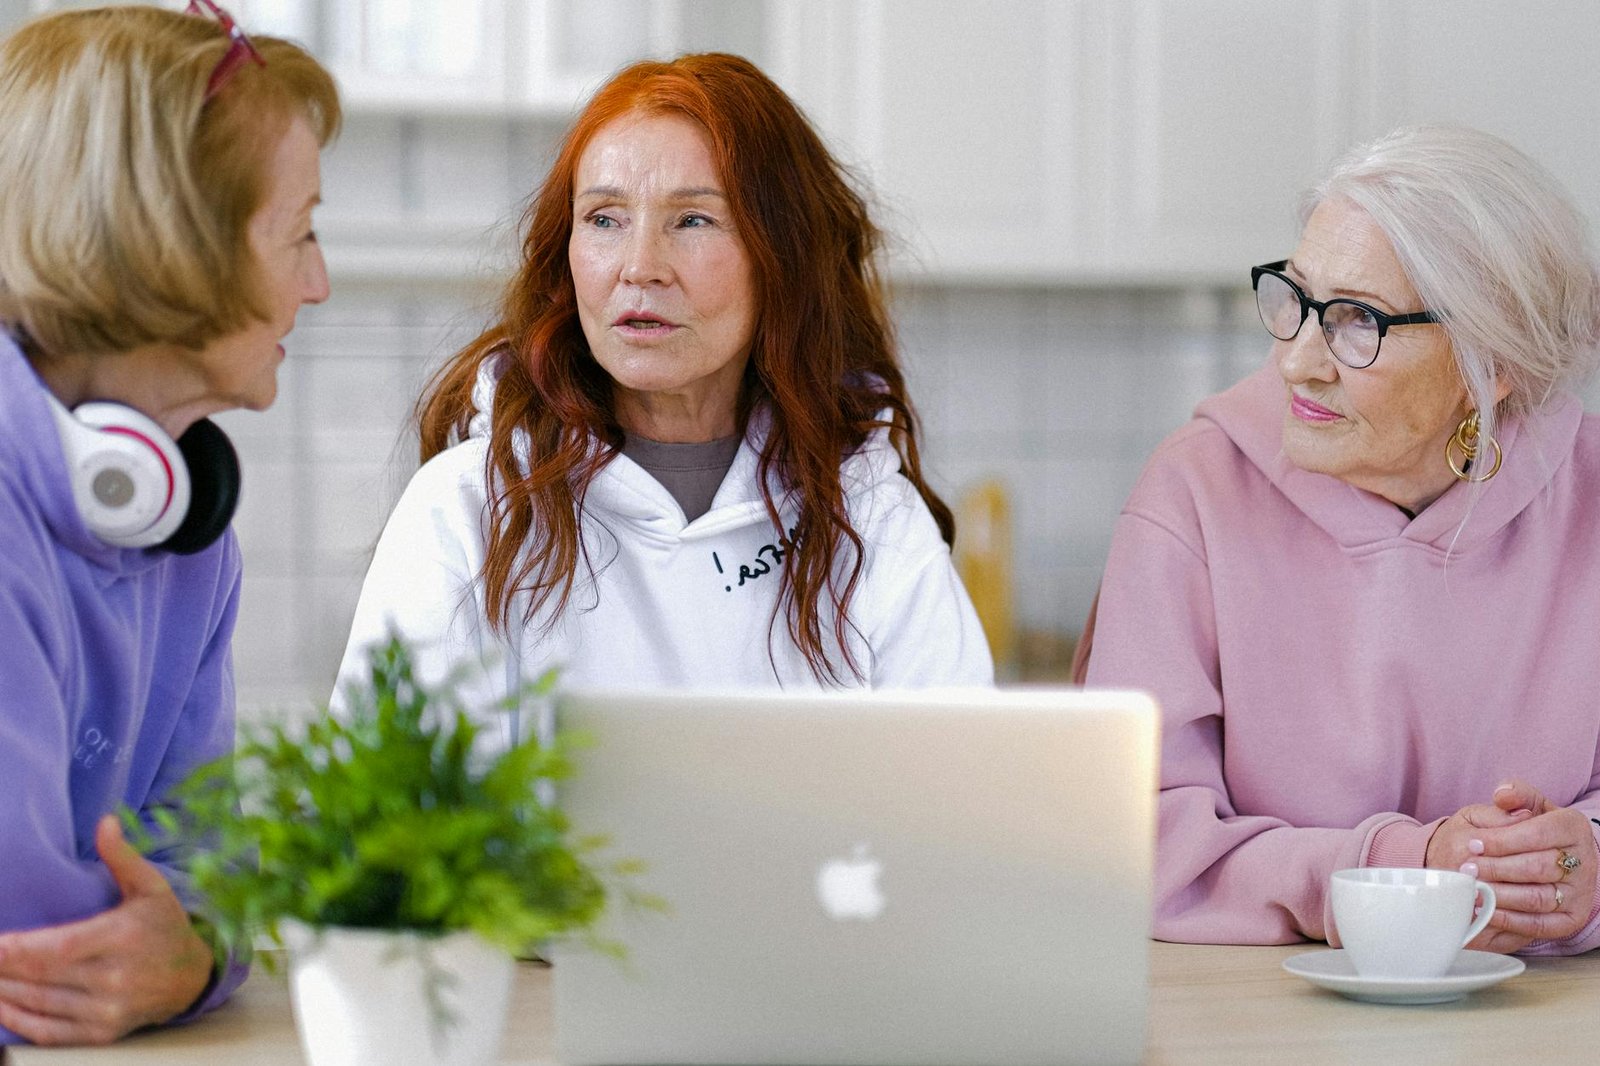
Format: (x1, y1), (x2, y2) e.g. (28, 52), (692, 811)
(1250, 260), (1440, 369)
(186, 0), (265, 103)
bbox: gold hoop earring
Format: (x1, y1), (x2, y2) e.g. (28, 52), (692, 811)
(1445, 410), (1502, 483)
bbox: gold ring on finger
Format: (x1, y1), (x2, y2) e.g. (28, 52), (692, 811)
(1555, 885), (1565, 911)
(1558, 849), (1582, 875)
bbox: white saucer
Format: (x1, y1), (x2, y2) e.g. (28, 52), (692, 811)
(1282, 949), (1524, 1005)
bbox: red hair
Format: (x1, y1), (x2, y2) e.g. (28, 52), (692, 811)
(417, 53), (952, 683)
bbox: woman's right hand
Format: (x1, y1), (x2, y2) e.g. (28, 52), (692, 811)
(0, 817), (213, 1044)
(1467, 780), (1599, 945)
(1425, 800), (1535, 954)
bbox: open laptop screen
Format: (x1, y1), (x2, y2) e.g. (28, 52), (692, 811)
(551, 686), (1158, 1066)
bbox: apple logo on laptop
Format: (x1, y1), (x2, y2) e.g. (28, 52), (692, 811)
(816, 843), (885, 920)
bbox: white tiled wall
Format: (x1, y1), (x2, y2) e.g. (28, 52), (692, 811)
(213, 283), (495, 719)
(219, 266), (1269, 720)
(896, 286), (1261, 641)
(189, 269), (1600, 719)
(209, 244), (1600, 718)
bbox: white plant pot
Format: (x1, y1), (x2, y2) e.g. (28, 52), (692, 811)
(283, 923), (515, 1066)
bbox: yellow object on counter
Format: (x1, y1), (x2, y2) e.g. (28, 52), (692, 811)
(954, 478), (1015, 676)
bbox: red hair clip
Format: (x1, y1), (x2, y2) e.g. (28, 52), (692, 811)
(186, 0), (266, 102)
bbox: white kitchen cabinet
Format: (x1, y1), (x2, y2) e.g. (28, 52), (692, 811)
(310, 0), (770, 281)
(27, 1), (1584, 286)
(765, 0), (1357, 284)
(767, 0), (1600, 285)
(229, 0), (314, 40)
(322, 0), (769, 118)
(1096, 0), (1356, 279)
(769, 0), (1086, 283)
(518, 0), (678, 111)
(1353, 0), (1600, 231)
(326, 0), (509, 113)
(25, 0), (311, 33)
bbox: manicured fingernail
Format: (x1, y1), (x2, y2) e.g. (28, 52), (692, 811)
(1468, 839), (1485, 855)
(1459, 862), (1479, 877)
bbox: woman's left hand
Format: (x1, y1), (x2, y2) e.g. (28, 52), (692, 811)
(1465, 779), (1599, 943)
(0, 816), (213, 1045)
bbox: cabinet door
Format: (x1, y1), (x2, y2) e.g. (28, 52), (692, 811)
(327, 0), (508, 112)
(516, 0), (771, 111)
(1355, 0), (1600, 229)
(1102, 0), (1357, 279)
(321, 0), (769, 117)
(519, 0), (678, 110)
(769, 0), (1361, 284)
(214, 0), (317, 41)
(769, 0), (1085, 283)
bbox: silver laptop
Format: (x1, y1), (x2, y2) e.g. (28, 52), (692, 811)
(549, 686), (1158, 1066)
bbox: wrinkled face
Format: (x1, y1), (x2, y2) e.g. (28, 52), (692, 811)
(187, 114), (328, 411)
(569, 110), (757, 439)
(1275, 197), (1467, 511)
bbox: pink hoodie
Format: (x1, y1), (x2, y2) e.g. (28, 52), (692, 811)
(1086, 361), (1600, 955)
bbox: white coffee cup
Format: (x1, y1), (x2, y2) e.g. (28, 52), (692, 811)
(1330, 867), (1495, 979)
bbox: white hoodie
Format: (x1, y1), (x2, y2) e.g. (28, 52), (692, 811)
(334, 358), (992, 732)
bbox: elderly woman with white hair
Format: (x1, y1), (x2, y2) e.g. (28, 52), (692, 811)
(1084, 125), (1600, 955)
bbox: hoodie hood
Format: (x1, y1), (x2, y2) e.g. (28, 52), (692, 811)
(1196, 361), (1583, 555)
(465, 350), (905, 539)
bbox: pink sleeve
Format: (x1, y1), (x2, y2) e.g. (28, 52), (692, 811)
(1089, 510), (1407, 945)
(1364, 818), (1441, 869)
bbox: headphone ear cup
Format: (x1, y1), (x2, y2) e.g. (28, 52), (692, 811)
(160, 418), (240, 555)
(52, 401), (190, 548)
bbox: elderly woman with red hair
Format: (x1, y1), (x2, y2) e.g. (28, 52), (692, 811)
(336, 54), (990, 710)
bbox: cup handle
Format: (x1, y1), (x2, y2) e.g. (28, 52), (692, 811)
(1462, 881), (1496, 946)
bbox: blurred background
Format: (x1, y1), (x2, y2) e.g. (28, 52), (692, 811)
(5, 0), (1598, 716)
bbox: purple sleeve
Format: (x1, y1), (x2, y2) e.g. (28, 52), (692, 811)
(0, 633), (100, 1043)
(142, 539), (252, 1021)
(0, 534), (251, 1044)
(0, 557), (119, 929)
(165, 952), (251, 1027)
(0, 558), (116, 1045)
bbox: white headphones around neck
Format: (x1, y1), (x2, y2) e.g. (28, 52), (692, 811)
(44, 394), (239, 554)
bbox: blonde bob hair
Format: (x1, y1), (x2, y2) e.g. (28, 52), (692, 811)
(1306, 125), (1600, 452)
(0, 4), (340, 357)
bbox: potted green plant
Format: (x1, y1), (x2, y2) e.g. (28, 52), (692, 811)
(140, 634), (619, 1066)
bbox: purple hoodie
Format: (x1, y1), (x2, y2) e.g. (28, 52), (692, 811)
(0, 335), (247, 1044)
(1087, 360), (1600, 955)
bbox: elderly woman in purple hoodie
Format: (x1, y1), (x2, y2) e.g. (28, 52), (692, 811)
(0, 4), (337, 1046)
(1086, 126), (1600, 956)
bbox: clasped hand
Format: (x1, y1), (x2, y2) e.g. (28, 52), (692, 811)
(1425, 778), (1599, 954)
(0, 816), (213, 1045)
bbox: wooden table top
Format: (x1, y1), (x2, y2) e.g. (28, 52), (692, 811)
(12, 941), (1600, 1065)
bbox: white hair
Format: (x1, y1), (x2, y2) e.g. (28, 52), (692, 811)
(1305, 125), (1600, 455)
